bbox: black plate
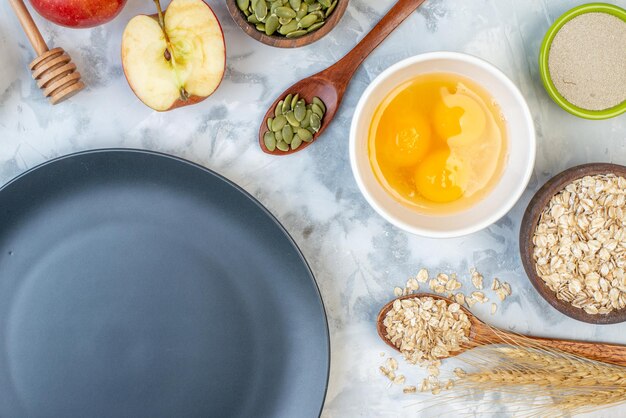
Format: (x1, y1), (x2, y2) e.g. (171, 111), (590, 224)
(0, 149), (329, 418)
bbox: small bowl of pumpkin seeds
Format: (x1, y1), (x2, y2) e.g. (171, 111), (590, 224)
(226, 0), (347, 48)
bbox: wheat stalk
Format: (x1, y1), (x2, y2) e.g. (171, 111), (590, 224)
(429, 331), (626, 417)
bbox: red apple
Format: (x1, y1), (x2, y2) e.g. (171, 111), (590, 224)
(29, 0), (127, 28)
(121, 0), (226, 111)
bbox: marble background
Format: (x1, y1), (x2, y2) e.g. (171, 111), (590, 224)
(2, 0), (626, 416)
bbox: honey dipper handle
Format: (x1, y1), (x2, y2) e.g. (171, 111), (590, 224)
(8, 0), (49, 56)
(326, 0), (426, 86)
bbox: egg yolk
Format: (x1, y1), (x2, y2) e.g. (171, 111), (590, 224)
(433, 100), (463, 140)
(368, 73), (507, 214)
(416, 150), (465, 203)
(378, 112), (431, 167)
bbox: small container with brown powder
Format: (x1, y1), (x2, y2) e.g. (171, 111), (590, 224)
(539, 4), (626, 119)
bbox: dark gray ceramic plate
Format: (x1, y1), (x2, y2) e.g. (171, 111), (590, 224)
(0, 149), (329, 418)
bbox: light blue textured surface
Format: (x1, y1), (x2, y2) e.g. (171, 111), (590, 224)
(1, 0), (626, 416)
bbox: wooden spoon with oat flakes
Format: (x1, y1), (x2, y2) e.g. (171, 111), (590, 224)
(377, 293), (626, 367)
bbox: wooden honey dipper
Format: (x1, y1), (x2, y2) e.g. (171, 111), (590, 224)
(9, 0), (84, 104)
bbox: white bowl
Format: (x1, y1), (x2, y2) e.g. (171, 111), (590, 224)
(349, 52), (536, 238)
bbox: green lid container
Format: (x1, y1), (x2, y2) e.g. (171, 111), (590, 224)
(539, 3), (626, 120)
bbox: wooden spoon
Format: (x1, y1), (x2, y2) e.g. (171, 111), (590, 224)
(259, 0), (427, 155)
(377, 293), (626, 367)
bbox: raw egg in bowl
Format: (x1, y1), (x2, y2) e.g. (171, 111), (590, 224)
(350, 52), (535, 238)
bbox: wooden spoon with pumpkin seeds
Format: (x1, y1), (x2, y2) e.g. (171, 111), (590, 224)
(259, 0), (428, 155)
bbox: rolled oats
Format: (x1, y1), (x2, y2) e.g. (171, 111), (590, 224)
(382, 296), (471, 364)
(533, 174), (626, 314)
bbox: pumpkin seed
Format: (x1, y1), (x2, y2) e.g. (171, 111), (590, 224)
(325, 0), (337, 17)
(310, 10), (324, 20)
(312, 96), (326, 113)
(262, 94), (325, 152)
(291, 135), (303, 150)
(255, 0), (268, 21)
(278, 19), (299, 35)
(311, 103), (324, 118)
(272, 114), (287, 132)
(270, 0), (281, 13)
(247, 0), (337, 37)
(282, 94), (293, 112)
(276, 140), (289, 152)
(282, 124), (293, 144)
(310, 113), (321, 132)
(285, 110), (300, 127)
(286, 29), (307, 38)
(296, 3), (308, 18)
(278, 16), (292, 25)
(294, 100), (306, 121)
(264, 131), (276, 151)
(237, 0), (250, 12)
(275, 6), (296, 18)
(300, 109), (312, 128)
(275, 100), (284, 116)
(298, 13), (318, 28)
(265, 14), (279, 35)
(308, 2), (321, 11)
(307, 24), (324, 32)
(297, 128), (313, 142)
(291, 93), (299, 110)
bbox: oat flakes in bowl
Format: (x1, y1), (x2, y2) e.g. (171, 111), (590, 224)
(520, 163), (626, 324)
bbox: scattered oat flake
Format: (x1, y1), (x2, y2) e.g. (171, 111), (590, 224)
(394, 287), (403, 297)
(502, 282), (512, 296)
(491, 278), (501, 291)
(406, 278), (420, 291)
(491, 303), (497, 315)
(417, 269), (429, 283)
(471, 269), (484, 289)
(386, 357), (398, 371)
(454, 368), (467, 378)
(393, 375), (406, 385)
(471, 291), (488, 303)
(403, 385), (417, 394)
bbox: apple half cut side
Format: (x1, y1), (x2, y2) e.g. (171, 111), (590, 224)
(121, 0), (226, 111)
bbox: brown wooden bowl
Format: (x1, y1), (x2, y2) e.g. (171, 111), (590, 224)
(226, 0), (348, 48)
(520, 163), (626, 325)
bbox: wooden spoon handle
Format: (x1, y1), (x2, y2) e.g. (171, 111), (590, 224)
(327, 0), (426, 86)
(8, 0), (49, 56)
(521, 335), (626, 367)
(476, 325), (626, 367)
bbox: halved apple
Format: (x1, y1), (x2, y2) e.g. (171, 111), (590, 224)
(121, 0), (226, 111)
